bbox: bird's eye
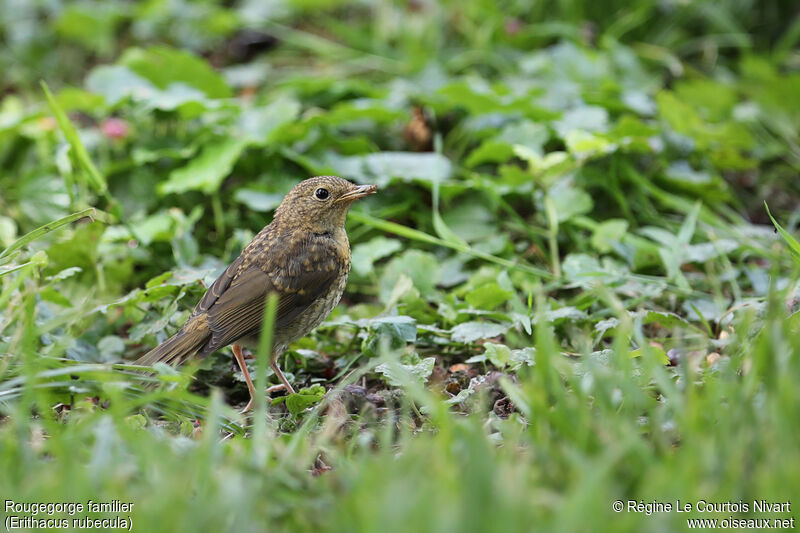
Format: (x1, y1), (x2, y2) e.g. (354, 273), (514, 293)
(314, 188), (330, 200)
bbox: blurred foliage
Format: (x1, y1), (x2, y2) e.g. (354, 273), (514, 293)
(1, 0), (800, 531)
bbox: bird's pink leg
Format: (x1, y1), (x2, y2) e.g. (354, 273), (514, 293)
(232, 344), (256, 412)
(234, 346), (295, 413)
(270, 356), (296, 395)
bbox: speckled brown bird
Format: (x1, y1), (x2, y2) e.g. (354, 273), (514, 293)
(135, 176), (377, 411)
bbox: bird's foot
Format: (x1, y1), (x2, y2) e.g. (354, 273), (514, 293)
(240, 399), (254, 414)
(267, 383), (289, 394)
(240, 383), (293, 414)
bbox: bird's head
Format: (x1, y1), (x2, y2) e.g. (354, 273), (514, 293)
(273, 176), (377, 233)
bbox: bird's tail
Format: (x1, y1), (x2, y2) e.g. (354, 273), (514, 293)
(134, 325), (210, 368)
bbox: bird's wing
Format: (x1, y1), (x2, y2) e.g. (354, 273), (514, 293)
(194, 255), (245, 315)
(134, 255), (247, 367)
(200, 243), (341, 354)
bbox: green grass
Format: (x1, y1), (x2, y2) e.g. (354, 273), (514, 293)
(1, 0), (799, 531)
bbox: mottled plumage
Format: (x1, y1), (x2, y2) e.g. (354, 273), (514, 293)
(135, 176), (377, 410)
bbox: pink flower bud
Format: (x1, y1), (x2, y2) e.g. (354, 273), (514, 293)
(505, 18), (522, 35)
(101, 118), (129, 140)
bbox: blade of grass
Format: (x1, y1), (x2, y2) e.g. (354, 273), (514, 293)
(544, 194), (561, 278)
(349, 211), (554, 280)
(40, 83), (143, 247)
(262, 21), (404, 74)
(624, 163), (747, 227)
(0, 258), (42, 279)
(431, 133), (468, 247)
(0, 208), (99, 264)
(253, 292), (279, 453)
(765, 202), (800, 264)
(41, 82), (107, 194)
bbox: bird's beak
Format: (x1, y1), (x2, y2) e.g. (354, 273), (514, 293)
(338, 184), (377, 203)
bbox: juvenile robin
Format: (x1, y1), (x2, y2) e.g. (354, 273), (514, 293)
(135, 176), (377, 411)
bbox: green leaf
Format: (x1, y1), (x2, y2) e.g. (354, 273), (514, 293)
(0, 217), (16, 248)
(159, 138), (249, 195)
(465, 283), (513, 310)
(371, 316), (418, 343)
(685, 240), (739, 263)
(605, 115), (658, 151)
(132, 212), (180, 246)
(360, 315), (417, 357)
(683, 298), (726, 323)
(629, 345), (670, 365)
(237, 98), (301, 144)
(120, 46), (232, 98)
(54, 5), (122, 55)
(436, 81), (557, 120)
(656, 90), (754, 166)
(465, 141), (515, 168)
(87, 64), (217, 112)
(465, 120), (549, 168)
(307, 101), (406, 126)
(591, 219), (629, 253)
(441, 203), (496, 243)
(46, 266), (83, 282)
(327, 152), (452, 188)
(483, 342), (511, 368)
(39, 287), (72, 307)
(450, 321), (510, 343)
(98, 336), (126, 358)
(141, 84), (209, 113)
(534, 306), (587, 324)
(553, 106), (609, 138)
(86, 65), (154, 106)
(594, 318), (619, 338)
(636, 310), (691, 330)
(564, 130), (615, 158)
(125, 414), (147, 431)
(561, 254), (606, 288)
(351, 236), (402, 276)
(674, 79), (738, 122)
(274, 385), (326, 416)
(54, 88), (106, 113)
(145, 271), (173, 289)
(515, 148), (572, 180)
(375, 353), (435, 387)
(546, 178), (593, 223)
(664, 161), (713, 186)
(379, 250), (442, 303)
(478, 343), (536, 370)
(233, 190), (284, 213)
